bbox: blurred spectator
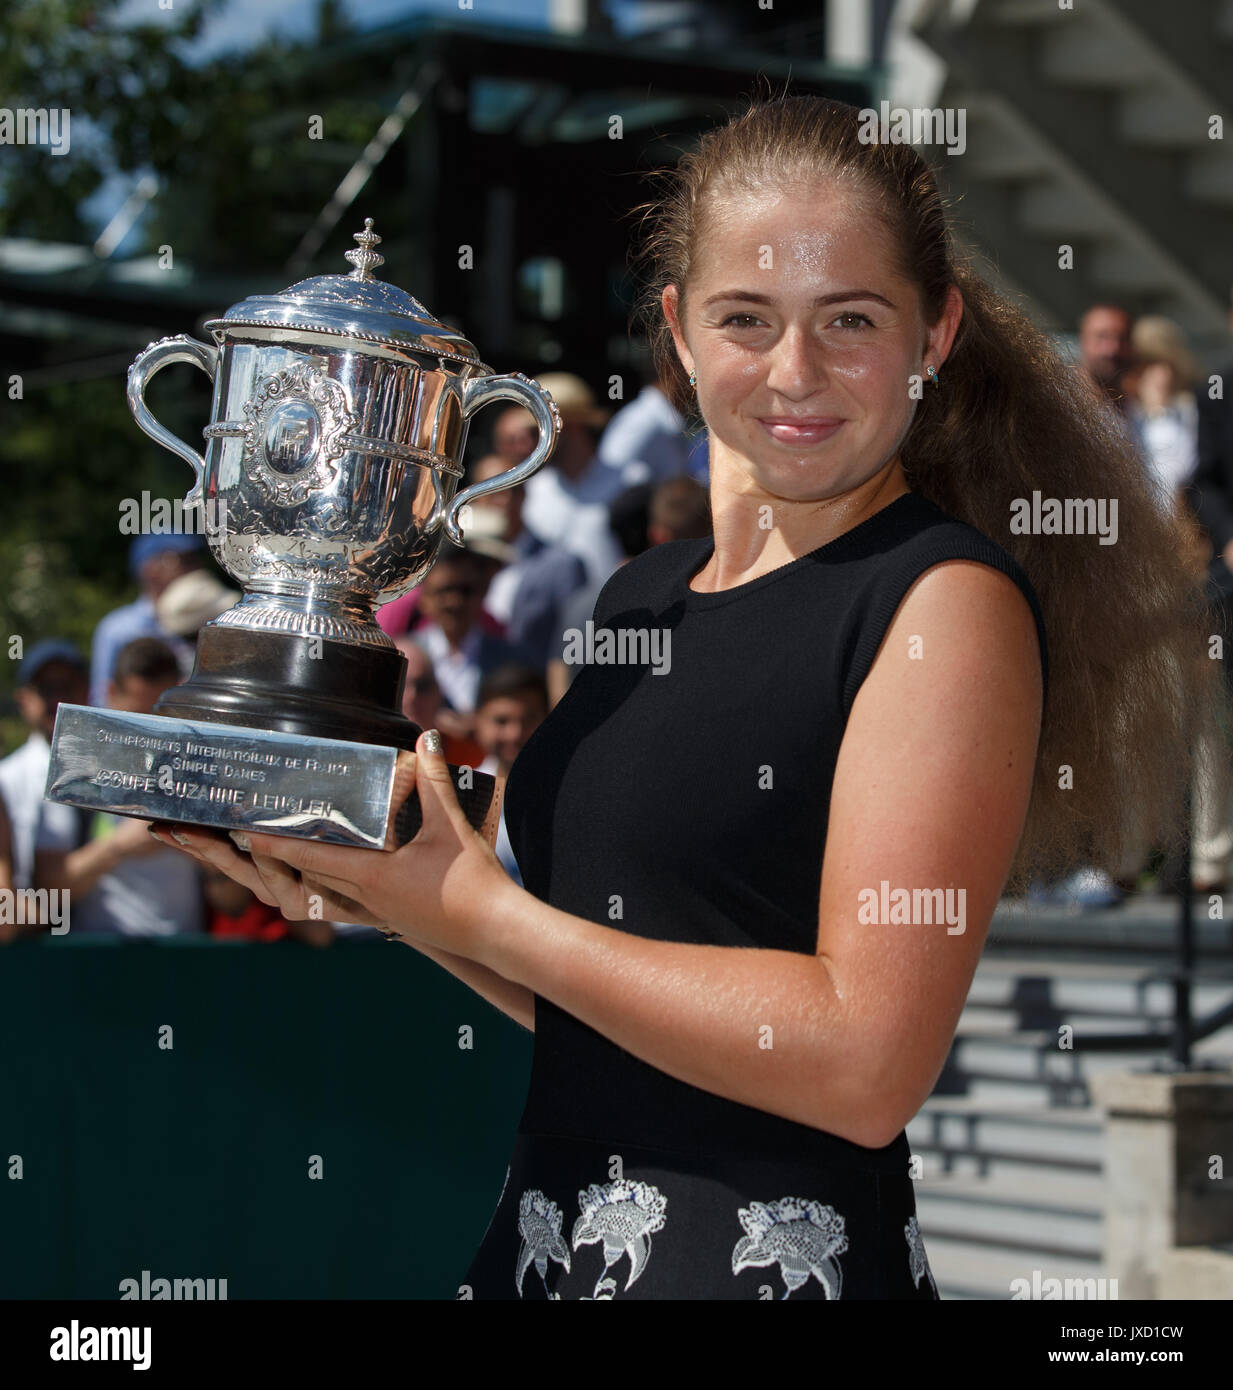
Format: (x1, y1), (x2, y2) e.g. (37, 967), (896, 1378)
(548, 477), (711, 706)
(90, 534), (205, 706)
(395, 636), (485, 768)
(0, 639), (89, 893)
(474, 663), (548, 887)
(34, 637), (207, 938)
(1187, 288), (1233, 580)
(467, 452), (588, 670)
(596, 343), (697, 487)
(1076, 303), (1137, 413)
(410, 542), (539, 742)
(520, 373), (625, 586)
(492, 404), (539, 467)
(375, 505), (511, 641)
(1183, 288), (1233, 891)
(1124, 316), (1201, 511)
(156, 568), (241, 649)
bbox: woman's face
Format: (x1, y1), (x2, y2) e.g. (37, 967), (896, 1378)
(663, 182), (962, 505)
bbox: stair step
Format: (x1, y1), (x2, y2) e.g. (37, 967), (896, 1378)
(955, 1004), (1233, 1038)
(949, 1030), (1233, 1075)
(1040, 21), (1156, 88)
(921, 1233), (1113, 1301)
(1119, 87), (1217, 148)
(935, 1074), (1092, 1107)
(916, 1161), (1104, 1212)
(990, 896), (1233, 955)
(968, 961), (1233, 1010)
(1187, 148), (1233, 207)
(910, 1102), (1104, 1168)
(987, 0), (1066, 26)
(916, 1202), (1101, 1261)
(914, 1166), (1103, 1259)
(957, 1005), (1191, 1035)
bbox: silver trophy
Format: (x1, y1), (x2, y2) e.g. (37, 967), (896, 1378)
(46, 219), (560, 848)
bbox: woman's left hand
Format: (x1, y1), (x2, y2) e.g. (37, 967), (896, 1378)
(150, 729), (514, 958)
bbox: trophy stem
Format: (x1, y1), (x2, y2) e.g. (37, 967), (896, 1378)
(209, 589), (396, 649)
(155, 625), (422, 750)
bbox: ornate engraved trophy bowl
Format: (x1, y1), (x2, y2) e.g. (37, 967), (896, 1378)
(127, 219), (561, 650)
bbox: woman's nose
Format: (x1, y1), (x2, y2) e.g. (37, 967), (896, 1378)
(764, 324), (826, 397)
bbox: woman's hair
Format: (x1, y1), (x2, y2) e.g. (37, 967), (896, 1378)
(629, 88), (1227, 892)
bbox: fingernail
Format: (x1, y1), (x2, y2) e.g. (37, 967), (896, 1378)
(423, 728), (442, 755)
(147, 826), (162, 840)
(230, 831), (251, 853)
(170, 831), (190, 847)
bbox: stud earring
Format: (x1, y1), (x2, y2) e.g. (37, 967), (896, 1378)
(688, 370), (697, 390)
(925, 364), (940, 388)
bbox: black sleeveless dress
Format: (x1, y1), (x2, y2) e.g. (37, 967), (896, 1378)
(457, 490), (1049, 1300)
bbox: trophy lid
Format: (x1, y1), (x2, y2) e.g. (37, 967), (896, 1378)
(204, 219), (484, 366)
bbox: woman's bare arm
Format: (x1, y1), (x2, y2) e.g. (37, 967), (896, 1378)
(398, 939), (535, 1033)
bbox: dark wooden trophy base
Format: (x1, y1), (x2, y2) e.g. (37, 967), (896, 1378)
(153, 624), (496, 845)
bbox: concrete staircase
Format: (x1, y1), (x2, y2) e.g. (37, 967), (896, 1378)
(909, 894), (1233, 1299)
(900, 0), (1233, 361)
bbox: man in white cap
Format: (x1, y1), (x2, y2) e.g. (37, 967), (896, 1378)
(155, 568), (241, 643)
(518, 373), (625, 588)
(89, 534), (204, 707)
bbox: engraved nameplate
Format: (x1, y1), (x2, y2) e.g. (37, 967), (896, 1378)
(46, 705), (399, 849)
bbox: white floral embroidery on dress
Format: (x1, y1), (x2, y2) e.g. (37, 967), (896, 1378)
(572, 1179), (668, 1299)
(515, 1189), (571, 1297)
(732, 1197), (849, 1299)
(905, 1215), (938, 1297)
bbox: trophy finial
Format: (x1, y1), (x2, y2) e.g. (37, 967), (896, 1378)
(345, 218), (384, 281)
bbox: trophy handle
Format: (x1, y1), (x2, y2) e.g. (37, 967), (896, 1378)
(126, 335), (219, 507)
(444, 370), (563, 545)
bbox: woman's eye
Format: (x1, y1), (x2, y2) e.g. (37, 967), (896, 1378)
(719, 311), (873, 330)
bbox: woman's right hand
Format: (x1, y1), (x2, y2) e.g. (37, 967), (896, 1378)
(148, 822), (387, 931)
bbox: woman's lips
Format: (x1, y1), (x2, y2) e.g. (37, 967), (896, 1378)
(759, 418), (845, 444)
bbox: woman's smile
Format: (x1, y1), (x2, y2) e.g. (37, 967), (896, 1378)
(758, 417), (846, 445)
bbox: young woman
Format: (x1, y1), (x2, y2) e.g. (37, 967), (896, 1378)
(153, 94), (1222, 1299)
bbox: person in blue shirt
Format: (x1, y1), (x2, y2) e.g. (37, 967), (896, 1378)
(89, 534), (205, 707)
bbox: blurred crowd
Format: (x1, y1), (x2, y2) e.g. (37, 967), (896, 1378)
(4, 306), (1233, 942)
